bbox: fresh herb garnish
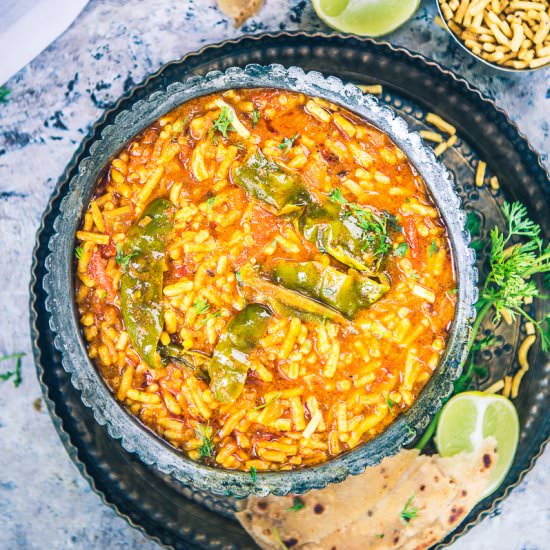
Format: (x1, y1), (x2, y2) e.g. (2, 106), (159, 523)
(254, 392), (282, 411)
(204, 196), (216, 209)
(74, 246), (83, 260)
(404, 424), (415, 438)
(193, 298), (210, 315)
(0, 353), (25, 388)
(0, 86), (10, 103)
(116, 243), (138, 270)
(288, 497), (305, 511)
(400, 494), (419, 523)
(195, 423), (215, 458)
(466, 211), (481, 237)
(374, 534), (385, 539)
(210, 106), (234, 140)
(235, 269), (244, 298)
(329, 188), (394, 257)
(428, 239), (439, 257)
(199, 310), (221, 326)
(251, 109), (261, 128)
(417, 202), (550, 450)
(250, 465), (257, 483)
(386, 395), (396, 413)
(279, 133), (299, 153)
(394, 242), (409, 257)
(97, 289), (107, 300)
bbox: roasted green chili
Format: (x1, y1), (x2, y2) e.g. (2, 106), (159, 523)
(120, 198), (175, 369)
(208, 304), (272, 402)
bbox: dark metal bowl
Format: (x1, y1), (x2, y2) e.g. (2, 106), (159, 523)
(43, 63), (477, 497)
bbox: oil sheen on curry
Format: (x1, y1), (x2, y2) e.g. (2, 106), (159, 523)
(75, 89), (456, 472)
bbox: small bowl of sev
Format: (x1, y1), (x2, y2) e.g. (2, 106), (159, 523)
(437, 0), (550, 71)
(43, 64), (477, 497)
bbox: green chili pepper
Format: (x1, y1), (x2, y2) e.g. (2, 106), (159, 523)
(239, 264), (347, 324)
(273, 261), (390, 319)
(120, 198), (175, 369)
(299, 201), (388, 273)
(209, 304), (271, 403)
(232, 150), (309, 215)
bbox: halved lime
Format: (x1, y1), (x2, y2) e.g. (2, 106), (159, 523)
(311, 0), (421, 37)
(436, 391), (519, 498)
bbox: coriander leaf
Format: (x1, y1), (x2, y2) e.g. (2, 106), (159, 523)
(375, 534), (385, 539)
(251, 109), (261, 128)
(279, 133), (299, 153)
(204, 196), (216, 208)
(116, 243), (138, 270)
(328, 187), (346, 203)
(394, 242), (409, 257)
(328, 188), (393, 257)
(465, 211), (481, 237)
(198, 310), (221, 326)
(288, 497), (305, 511)
(75, 246), (83, 260)
(195, 423), (215, 458)
(386, 395), (396, 413)
(210, 106), (234, 139)
(254, 392), (282, 411)
(428, 239), (439, 257)
(193, 298), (210, 315)
(400, 494), (419, 523)
(0, 353), (25, 388)
(0, 86), (10, 103)
(250, 465), (257, 483)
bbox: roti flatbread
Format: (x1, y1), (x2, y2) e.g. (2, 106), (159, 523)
(217, 0), (263, 27)
(236, 439), (497, 550)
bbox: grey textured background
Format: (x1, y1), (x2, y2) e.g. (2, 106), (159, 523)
(0, 0), (548, 548)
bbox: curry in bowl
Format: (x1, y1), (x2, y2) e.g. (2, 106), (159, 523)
(74, 88), (456, 472)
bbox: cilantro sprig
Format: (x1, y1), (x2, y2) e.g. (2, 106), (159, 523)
(417, 201), (550, 450)
(400, 494), (419, 523)
(195, 423), (215, 458)
(210, 106), (234, 140)
(251, 109), (261, 128)
(0, 353), (25, 388)
(116, 243), (138, 270)
(0, 87), (10, 104)
(193, 298), (210, 315)
(329, 188), (396, 257)
(288, 497), (305, 511)
(279, 133), (299, 153)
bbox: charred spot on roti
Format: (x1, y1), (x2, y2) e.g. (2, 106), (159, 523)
(483, 453), (492, 469)
(419, 484), (426, 491)
(448, 506), (465, 524)
(256, 500), (268, 510)
(314, 503), (325, 514)
(393, 535), (400, 545)
(461, 490), (467, 497)
(367, 509), (373, 517)
(284, 537), (298, 547)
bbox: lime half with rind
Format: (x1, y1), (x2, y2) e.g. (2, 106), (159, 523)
(436, 391), (519, 498)
(311, 0), (421, 37)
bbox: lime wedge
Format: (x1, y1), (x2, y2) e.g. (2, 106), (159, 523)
(311, 0), (421, 37)
(436, 391), (519, 498)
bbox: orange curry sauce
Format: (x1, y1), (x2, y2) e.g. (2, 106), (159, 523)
(75, 89), (456, 471)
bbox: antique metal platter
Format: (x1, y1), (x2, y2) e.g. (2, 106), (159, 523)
(30, 32), (549, 549)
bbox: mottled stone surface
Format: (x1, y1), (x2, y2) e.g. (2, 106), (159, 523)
(0, 0), (548, 548)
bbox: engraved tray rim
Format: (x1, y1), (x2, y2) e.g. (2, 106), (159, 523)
(30, 31), (550, 550)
